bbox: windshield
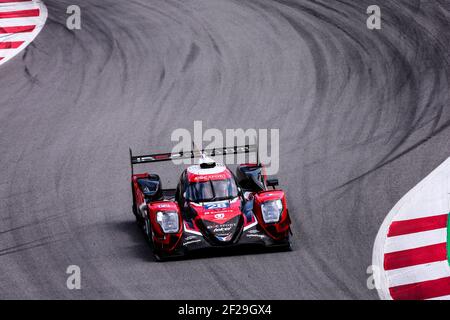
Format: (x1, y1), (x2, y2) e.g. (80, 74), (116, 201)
(186, 179), (238, 202)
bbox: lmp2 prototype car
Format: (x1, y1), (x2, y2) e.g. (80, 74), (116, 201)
(129, 145), (292, 261)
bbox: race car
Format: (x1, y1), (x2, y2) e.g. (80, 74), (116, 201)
(129, 144), (292, 260)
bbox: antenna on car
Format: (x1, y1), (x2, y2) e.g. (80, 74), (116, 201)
(199, 154), (216, 169)
(191, 140), (217, 168)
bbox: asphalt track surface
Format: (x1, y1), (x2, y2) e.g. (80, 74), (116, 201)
(1, 0), (450, 299)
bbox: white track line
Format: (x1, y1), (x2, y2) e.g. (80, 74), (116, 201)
(0, 2), (39, 12)
(394, 199), (449, 221)
(0, 17), (43, 27)
(385, 228), (447, 253)
(0, 32), (37, 42)
(387, 261), (450, 288)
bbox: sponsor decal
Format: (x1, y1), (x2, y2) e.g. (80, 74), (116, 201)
(213, 225), (233, 233)
(207, 222), (235, 232)
(204, 209), (233, 215)
(190, 173), (228, 182)
(155, 203), (172, 208)
(214, 213), (225, 220)
(216, 234), (233, 242)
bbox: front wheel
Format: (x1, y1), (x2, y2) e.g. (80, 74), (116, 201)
(283, 241), (292, 251)
(144, 216), (152, 241)
(271, 237), (292, 251)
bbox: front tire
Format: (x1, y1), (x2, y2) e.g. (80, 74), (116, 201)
(144, 216), (152, 240)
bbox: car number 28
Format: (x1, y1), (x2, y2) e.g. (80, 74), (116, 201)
(204, 202), (229, 210)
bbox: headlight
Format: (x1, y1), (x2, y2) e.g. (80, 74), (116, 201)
(156, 211), (179, 233)
(261, 199), (283, 223)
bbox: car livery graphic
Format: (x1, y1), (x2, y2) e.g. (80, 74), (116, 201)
(129, 144), (292, 261)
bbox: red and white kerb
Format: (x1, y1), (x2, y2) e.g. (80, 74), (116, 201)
(0, 0), (47, 65)
(373, 158), (450, 300)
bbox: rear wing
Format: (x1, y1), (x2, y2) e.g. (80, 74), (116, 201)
(129, 144), (259, 175)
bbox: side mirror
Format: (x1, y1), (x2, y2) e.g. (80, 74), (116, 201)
(266, 178), (279, 189)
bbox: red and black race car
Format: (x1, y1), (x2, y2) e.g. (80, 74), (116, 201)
(129, 145), (292, 261)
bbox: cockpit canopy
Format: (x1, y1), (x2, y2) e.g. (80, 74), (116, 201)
(186, 178), (238, 202)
